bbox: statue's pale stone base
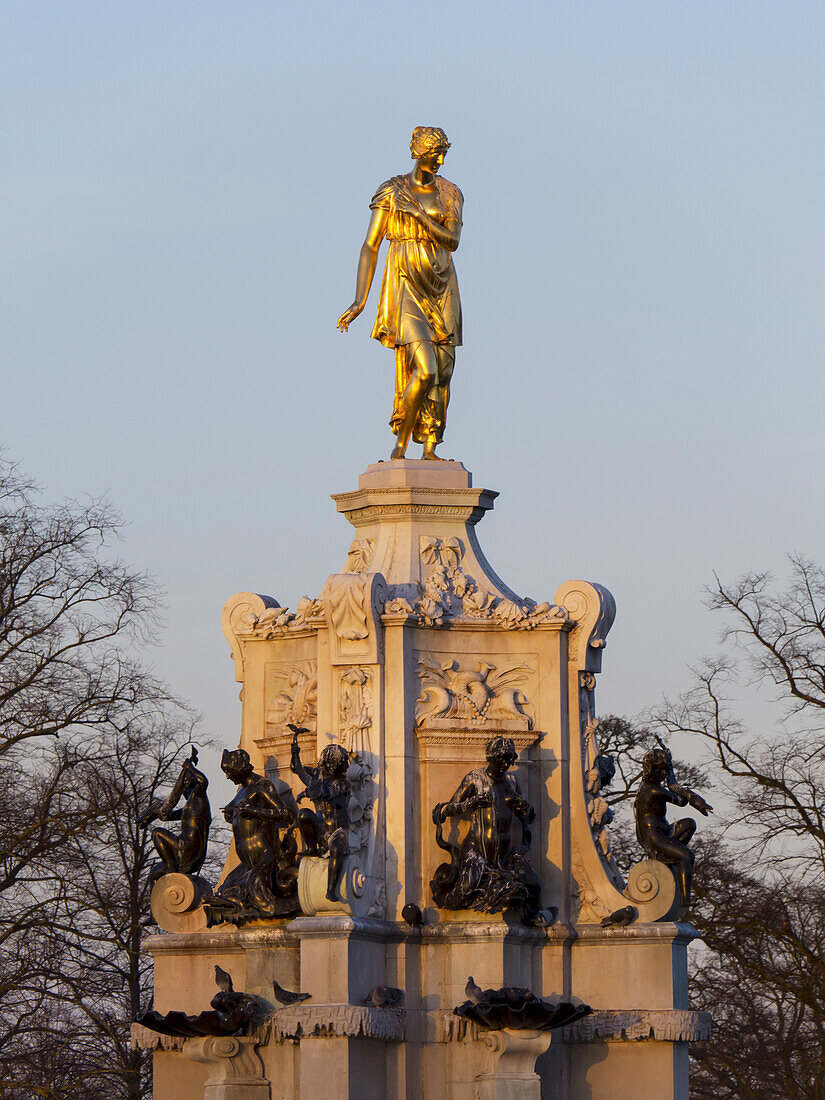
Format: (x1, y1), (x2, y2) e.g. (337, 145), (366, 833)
(139, 461), (708, 1098)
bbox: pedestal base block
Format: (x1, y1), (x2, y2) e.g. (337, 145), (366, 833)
(475, 1030), (552, 1100)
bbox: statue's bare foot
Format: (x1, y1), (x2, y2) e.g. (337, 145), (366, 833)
(326, 889), (338, 902)
(422, 449), (445, 461)
(390, 444), (406, 460)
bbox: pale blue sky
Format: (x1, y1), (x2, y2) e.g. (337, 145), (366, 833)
(3, 2), (824, 763)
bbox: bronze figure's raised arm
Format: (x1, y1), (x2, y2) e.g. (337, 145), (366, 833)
(140, 746), (211, 884)
(289, 725), (350, 902)
(338, 126), (462, 461)
(633, 739), (713, 906)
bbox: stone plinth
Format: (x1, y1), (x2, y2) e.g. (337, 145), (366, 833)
(145, 460), (706, 1099)
(474, 1029), (552, 1100)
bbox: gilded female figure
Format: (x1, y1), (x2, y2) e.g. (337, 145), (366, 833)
(337, 126), (463, 460)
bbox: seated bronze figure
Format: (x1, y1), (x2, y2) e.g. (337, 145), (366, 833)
(140, 746), (211, 884)
(289, 726), (350, 902)
(633, 739), (713, 906)
(431, 736), (547, 926)
(211, 748), (300, 922)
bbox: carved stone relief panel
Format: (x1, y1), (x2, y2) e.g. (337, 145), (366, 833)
(256, 660), (317, 768)
(414, 656), (535, 730)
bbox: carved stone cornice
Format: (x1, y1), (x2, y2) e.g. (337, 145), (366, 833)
(264, 1003), (405, 1042)
(131, 1023), (186, 1051)
(415, 726), (540, 762)
(562, 1009), (712, 1043)
(333, 485), (499, 530)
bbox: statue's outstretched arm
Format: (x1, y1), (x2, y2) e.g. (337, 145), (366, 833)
(337, 208), (388, 331)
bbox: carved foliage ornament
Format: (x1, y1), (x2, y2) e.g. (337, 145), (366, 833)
(575, 668), (622, 888)
(339, 668), (376, 856)
(413, 534), (566, 630)
(242, 597), (324, 637)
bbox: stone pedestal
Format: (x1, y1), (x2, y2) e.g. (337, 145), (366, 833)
(475, 1030), (552, 1100)
(142, 460), (709, 1099)
(184, 1036), (269, 1100)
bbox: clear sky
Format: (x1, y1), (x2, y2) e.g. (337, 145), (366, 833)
(4, 2), (824, 764)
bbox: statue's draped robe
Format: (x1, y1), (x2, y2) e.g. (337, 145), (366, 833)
(369, 174), (463, 445)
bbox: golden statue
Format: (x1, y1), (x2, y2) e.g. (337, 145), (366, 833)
(337, 126), (463, 460)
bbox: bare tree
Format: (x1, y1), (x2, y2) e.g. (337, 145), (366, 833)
(647, 556), (825, 1100)
(0, 458), (199, 1098)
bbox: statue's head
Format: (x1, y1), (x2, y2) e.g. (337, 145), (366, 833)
(485, 736), (517, 775)
(410, 126), (450, 171)
(221, 747), (254, 784)
(318, 742), (350, 778)
(182, 760), (209, 796)
(641, 746), (672, 781)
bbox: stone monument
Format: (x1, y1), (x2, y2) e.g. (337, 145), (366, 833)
(133, 127), (710, 1099)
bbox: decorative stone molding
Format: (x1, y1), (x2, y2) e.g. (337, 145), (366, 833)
(264, 1003), (405, 1042)
(624, 859), (683, 922)
(562, 1009), (712, 1043)
(322, 572), (386, 665)
(184, 1035), (269, 1099)
(420, 533), (464, 568)
(222, 593), (281, 681)
(415, 727), (540, 760)
(441, 1012), (480, 1043)
(233, 598), (325, 640)
(344, 537), (375, 573)
(556, 581), (616, 674)
(347, 752), (375, 856)
(382, 596), (415, 618)
(366, 877), (386, 919)
(339, 667), (372, 753)
(415, 657), (534, 728)
(150, 873), (211, 934)
(582, 713), (621, 877)
(570, 839), (614, 923)
(413, 558), (566, 631)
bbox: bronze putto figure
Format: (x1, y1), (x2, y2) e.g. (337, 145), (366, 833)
(431, 736), (549, 925)
(140, 746), (211, 884)
(633, 738), (713, 905)
(289, 726), (350, 902)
